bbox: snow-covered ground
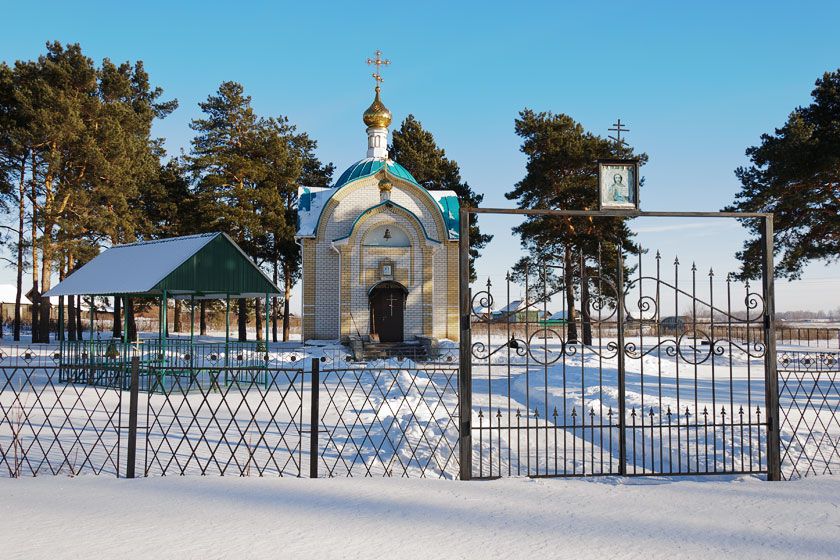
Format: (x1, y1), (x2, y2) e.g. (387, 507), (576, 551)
(1, 475), (838, 559)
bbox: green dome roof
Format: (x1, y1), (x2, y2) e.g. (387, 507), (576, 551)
(334, 158), (420, 189)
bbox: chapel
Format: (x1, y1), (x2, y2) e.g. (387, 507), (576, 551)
(296, 66), (460, 344)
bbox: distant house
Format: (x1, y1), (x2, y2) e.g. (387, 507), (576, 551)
(0, 284), (60, 322)
(660, 315), (687, 334)
(541, 310), (569, 326)
(490, 300), (550, 323)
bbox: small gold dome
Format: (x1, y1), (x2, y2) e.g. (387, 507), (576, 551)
(363, 86), (392, 128)
(378, 176), (393, 192)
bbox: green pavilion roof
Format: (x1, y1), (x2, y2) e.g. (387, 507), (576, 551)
(44, 233), (280, 298)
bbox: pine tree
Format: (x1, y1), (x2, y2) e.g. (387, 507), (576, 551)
(390, 115), (491, 279)
(1, 42), (175, 343)
(189, 82), (276, 341)
(725, 69), (840, 280)
(278, 128), (332, 341)
(505, 110), (645, 344)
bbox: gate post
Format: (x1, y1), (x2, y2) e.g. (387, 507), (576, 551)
(761, 215), (781, 481)
(309, 358), (320, 478)
(616, 247), (627, 476)
(125, 355), (140, 478)
(458, 207), (473, 480)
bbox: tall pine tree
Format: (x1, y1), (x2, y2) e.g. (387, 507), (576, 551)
(506, 110), (646, 344)
(726, 69), (840, 280)
(390, 115), (490, 279)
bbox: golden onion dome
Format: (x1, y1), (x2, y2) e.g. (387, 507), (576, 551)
(363, 86), (392, 128)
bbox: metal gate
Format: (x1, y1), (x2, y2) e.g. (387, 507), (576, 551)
(457, 207), (781, 480)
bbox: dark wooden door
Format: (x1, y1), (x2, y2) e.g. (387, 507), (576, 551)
(370, 284), (405, 343)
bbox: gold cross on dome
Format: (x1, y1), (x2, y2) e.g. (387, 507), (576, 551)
(367, 50), (391, 85)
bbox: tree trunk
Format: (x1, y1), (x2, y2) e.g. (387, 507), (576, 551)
(173, 299), (182, 333)
(31, 157), (39, 343)
(237, 299), (247, 341)
(199, 301), (207, 336)
(38, 295), (51, 343)
(272, 260), (278, 343)
(564, 247), (578, 344)
(75, 297), (82, 340)
(68, 294), (76, 341)
(30, 282), (40, 344)
(282, 262), (292, 342)
(580, 265), (593, 346)
(112, 297), (122, 339)
(255, 297), (263, 341)
(13, 153), (26, 342)
(38, 169), (57, 344)
(126, 298), (137, 342)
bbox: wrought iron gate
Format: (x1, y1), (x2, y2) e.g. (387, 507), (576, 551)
(458, 207), (781, 480)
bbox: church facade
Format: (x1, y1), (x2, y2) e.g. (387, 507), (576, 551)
(296, 83), (460, 343)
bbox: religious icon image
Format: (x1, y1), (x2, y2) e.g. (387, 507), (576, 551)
(599, 160), (639, 209)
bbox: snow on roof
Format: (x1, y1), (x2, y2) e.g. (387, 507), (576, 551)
(0, 283), (58, 304)
(495, 300), (526, 314)
(44, 233), (217, 297)
(427, 190), (460, 239)
(297, 186), (335, 237)
(0, 284), (20, 304)
(296, 183), (460, 241)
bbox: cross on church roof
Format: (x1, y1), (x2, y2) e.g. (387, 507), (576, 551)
(366, 49), (391, 85)
(608, 118), (630, 147)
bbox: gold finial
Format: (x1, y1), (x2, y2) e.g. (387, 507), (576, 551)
(363, 50), (393, 128)
(378, 176), (393, 192)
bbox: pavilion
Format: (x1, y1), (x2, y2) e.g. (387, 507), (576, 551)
(44, 232), (282, 390)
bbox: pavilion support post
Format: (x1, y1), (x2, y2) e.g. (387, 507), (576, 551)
(88, 296), (95, 385)
(264, 292), (269, 350)
(225, 295), (230, 368)
(123, 295), (129, 367)
(58, 297), (64, 343)
(161, 290), (168, 370)
(190, 296), (195, 355)
(189, 296), (195, 371)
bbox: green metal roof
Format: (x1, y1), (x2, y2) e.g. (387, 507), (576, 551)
(45, 233), (280, 297)
(155, 233), (280, 296)
(334, 158), (420, 189)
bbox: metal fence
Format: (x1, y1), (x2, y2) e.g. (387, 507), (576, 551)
(778, 351), (840, 479)
(0, 347), (122, 477)
(143, 364), (304, 476)
(312, 360), (460, 478)
(2, 342), (839, 482)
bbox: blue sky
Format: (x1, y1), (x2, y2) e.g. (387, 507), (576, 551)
(2, 1), (839, 311)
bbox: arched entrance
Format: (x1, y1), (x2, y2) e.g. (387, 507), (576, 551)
(369, 281), (407, 343)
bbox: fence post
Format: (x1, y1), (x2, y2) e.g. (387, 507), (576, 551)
(761, 215), (782, 481)
(458, 207), (472, 481)
(125, 355), (140, 479)
(309, 358), (320, 478)
(616, 247), (627, 476)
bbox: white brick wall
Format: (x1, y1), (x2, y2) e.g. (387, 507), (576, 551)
(304, 174), (457, 341)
